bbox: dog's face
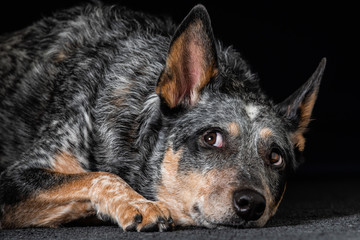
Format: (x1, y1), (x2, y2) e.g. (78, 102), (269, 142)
(155, 5), (325, 228)
(157, 97), (291, 228)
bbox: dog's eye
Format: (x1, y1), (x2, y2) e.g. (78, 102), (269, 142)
(204, 131), (223, 148)
(269, 149), (283, 166)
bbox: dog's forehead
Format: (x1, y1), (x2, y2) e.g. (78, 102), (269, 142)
(189, 92), (278, 130)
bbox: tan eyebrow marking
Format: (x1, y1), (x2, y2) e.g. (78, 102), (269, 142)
(228, 122), (240, 137)
(259, 128), (273, 139)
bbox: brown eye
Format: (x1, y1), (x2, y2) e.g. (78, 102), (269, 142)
(204, 131), (223, 147)
(269, 149), (283, 166)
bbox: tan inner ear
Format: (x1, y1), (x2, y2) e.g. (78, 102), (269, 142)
(291, 92), (317, 151)
(156, 32), (186, 108)
(156, 20), (217, 108)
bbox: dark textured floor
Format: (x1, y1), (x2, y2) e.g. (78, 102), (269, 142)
(1, 176), (360, 240)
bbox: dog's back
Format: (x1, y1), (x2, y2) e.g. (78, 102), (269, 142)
(0, 4), (174, 170)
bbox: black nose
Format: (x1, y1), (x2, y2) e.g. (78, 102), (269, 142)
(233, 189), (266, 221)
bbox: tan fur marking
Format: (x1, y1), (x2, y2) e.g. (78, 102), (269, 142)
(271, 183), (287, 216)
(261, 178), (287, 223)
(299, 92), (317, 129)
(89, 173), (171, 231)
(200, 169), (238, 224)
(157, 147), (190, 224)
(292, 92), (317, 151)
(54, 50), (67, 62)
(291, 134), (306, 151)
(228, 122), (240, 137)
(254, 177), (288, 227)
(1, 173), (95, 228)
(1, 172), (170, 230)
(1, 199), (94, 228)
(259, 128), (273, 139)
(255, 178), (272, 227)
(158, 147), (238, 226)
(110, 83), (134, 107)
(52, 152), (86, 174)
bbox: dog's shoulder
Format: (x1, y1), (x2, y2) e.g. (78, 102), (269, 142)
(0, 3), (175, 63)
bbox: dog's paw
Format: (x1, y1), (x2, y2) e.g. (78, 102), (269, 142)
(118, 200), (173, 232)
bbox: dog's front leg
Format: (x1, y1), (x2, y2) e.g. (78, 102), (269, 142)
(0, 169), (172, 231)
(89, 171), (173, 231)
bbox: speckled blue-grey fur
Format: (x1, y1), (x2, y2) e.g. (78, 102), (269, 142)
(0, 2), (325, 230)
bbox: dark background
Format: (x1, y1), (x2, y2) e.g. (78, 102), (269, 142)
(0, 1), (357, 178)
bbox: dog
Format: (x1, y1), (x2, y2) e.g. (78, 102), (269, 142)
(0, 2), (325, 231)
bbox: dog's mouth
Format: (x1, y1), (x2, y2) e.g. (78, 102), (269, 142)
(189, 203), (264, 229)
(194, 213), (264, 229)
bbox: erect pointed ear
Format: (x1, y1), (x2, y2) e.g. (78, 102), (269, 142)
(156, 5), (218, 109)
(276, 58), (326, 151)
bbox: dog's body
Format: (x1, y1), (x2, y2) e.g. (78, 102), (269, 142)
(0, 3), (325, 231)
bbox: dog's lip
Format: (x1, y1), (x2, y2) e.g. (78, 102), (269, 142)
(216, 223), (245, 228)
(192, 203), (247, 228)
(211, 218), (247, 228)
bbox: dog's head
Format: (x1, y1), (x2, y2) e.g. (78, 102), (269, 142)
(155, 5), (325, 228)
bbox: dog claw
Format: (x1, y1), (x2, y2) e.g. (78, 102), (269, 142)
(139, 223), (159, 232)
(134, 214), (143, 223)
(158, 216), (166, 224)
(125, 223), (137, 232)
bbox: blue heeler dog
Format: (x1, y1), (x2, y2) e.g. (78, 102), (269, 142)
(0, 2), (326, 231)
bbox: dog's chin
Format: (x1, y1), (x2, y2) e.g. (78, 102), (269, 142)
(189, 212), (244, 229)
(193, 218), (261, 229)
(191, 212), (267, 229)
(206, 219), (266, 229)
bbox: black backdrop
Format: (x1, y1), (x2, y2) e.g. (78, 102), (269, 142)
(0, 0), (357, 177)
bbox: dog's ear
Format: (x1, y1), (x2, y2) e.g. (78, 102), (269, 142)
(276, 58), (326, 151)
(156, 5), (218, 109)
